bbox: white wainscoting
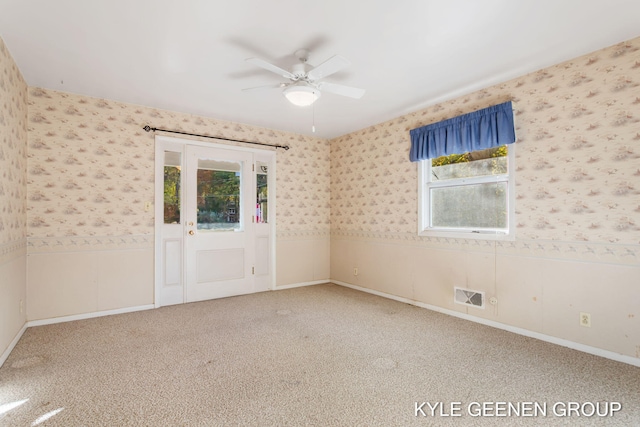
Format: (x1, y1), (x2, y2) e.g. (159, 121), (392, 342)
(27, 236), (154, 321)
(0, 240), (27, 368)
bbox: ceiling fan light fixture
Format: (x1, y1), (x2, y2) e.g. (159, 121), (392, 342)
(283, 84), (321, 107)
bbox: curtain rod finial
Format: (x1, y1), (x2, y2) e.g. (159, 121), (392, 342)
(143, 125), (152, 132)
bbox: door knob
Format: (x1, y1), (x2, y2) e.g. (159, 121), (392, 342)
(188, 230), (195, 235)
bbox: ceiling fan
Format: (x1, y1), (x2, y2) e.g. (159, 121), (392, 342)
(243, 49), (365, 107)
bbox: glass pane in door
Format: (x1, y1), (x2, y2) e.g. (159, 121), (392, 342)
(256, 161), (268, 223)
(164, 151), (181, 224)
(196, 159), (242, 231)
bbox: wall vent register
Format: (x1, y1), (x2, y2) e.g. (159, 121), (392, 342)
(454, 287), (485, 309)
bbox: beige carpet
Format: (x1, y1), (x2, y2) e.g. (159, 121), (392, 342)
(1, 283), (638, 426)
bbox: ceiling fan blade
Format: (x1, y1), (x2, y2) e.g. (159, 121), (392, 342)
(245, 58), (294, 79)
(242, 83), (288, 92)
(317, 82), (365, 99)
(307, 55), (350, 81)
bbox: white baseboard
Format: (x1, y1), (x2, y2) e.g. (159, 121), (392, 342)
(331, 280), (640, 368)
(274, 279), (329, 290)
(0, 322), (27, 368)
(27, 304), (155, 327)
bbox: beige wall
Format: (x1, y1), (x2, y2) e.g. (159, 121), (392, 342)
(26, 88), (329, 320)
(330, 37), (640, 360)
(0, 38), (28, 359)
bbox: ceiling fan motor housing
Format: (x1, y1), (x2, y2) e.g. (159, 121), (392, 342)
(292, 63), (307, 79)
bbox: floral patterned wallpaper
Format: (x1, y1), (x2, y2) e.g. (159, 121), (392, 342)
(0, 38), (28, 247)
(16, 37), (640, 249)
(26, 89), (329, 241)
(331, 37), (640, 246)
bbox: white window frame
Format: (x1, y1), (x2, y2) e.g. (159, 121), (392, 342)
(417, 145), (516, 240)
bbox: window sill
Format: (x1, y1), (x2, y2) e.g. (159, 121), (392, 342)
(418, 229), (515, 241)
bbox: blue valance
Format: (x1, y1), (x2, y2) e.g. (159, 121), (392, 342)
(409, 101), (515, 162)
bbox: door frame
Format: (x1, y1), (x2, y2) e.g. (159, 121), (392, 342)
(153, 135), (277, 308)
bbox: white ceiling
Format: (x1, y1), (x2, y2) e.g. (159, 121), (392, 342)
(1, 0), (640, 139)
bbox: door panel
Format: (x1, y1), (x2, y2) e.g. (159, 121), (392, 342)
(253, 158), (272, 291)
(196, 248), (244, 282)
(185, 145), (255, 302)
(164, 239), (182, 285)
(255, 237), (269, 276)
(158, 147), (185, 306)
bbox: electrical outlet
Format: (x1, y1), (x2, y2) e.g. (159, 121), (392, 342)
(489, 297), (498, 305)
(144, 201), (152, 212)
(580, 312), (591, 327)
(353, 268), (358, 276)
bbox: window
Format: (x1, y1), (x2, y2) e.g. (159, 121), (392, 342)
(418, 144), (515, 239)
(410, 101), (516, 238)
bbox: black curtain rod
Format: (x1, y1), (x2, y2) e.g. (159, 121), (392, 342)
(143, 125), (290, 150)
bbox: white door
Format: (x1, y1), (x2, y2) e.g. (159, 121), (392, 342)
(155, 137), (274, 307)
(184, 145), (255, 302)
